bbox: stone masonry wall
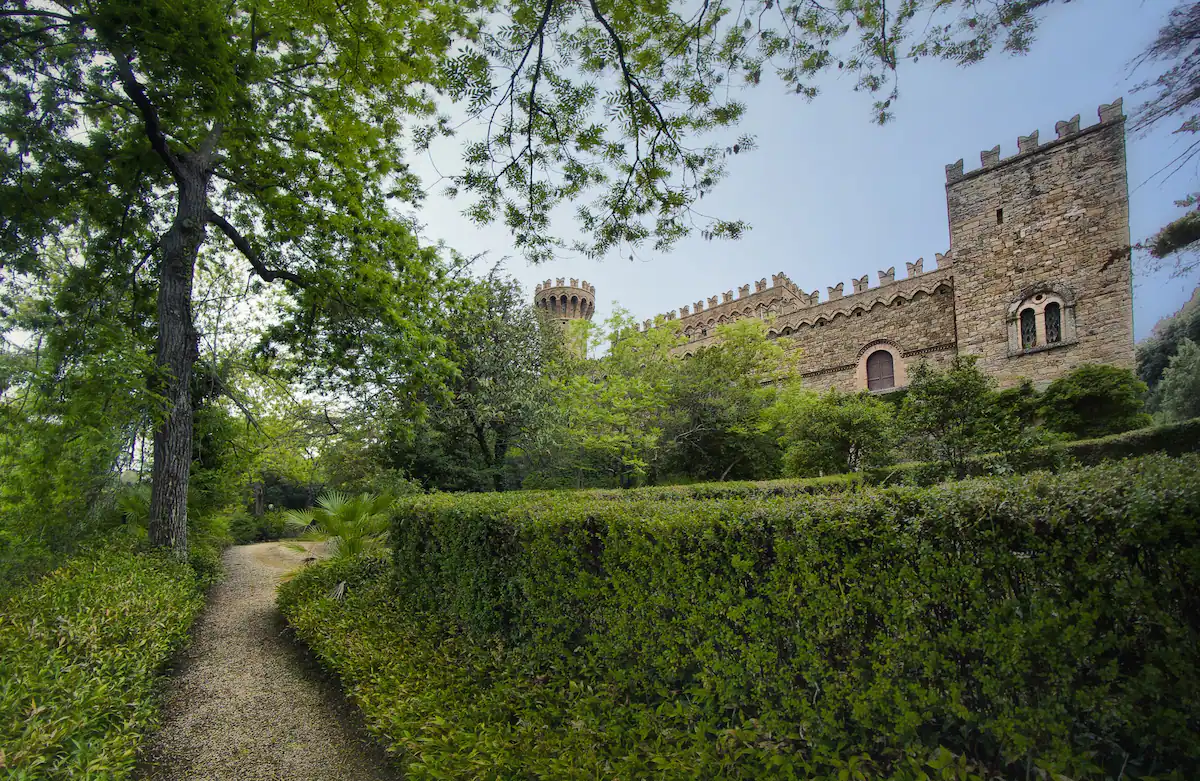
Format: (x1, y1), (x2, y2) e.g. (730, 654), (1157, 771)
(771, 268), (959, 392)
(945, 100), (1134, 387)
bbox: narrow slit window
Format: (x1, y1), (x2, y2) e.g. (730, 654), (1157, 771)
(1020, 308), (1037, 349)
(996, 208), (1004, 225)
(1045, 302), (1062, 343)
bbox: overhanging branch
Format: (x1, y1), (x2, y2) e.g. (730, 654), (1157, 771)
(206, 210), (305, 286)
(108, 47), (183, 182)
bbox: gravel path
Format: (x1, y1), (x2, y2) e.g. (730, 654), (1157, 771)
(140, 542), (399, 781)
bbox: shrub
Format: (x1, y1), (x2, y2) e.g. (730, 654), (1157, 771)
(899, 356), (1019, 476)
(228, 507), (290, 544)
(0, 544), (205, 779)
(1040, 363), (1152, 438)
(284, 491), (394, 559)
(375, 455), (1200, 779)
(772, 387), (895, 477)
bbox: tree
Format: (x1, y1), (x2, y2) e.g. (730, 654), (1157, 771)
(899, 356), (1002, 477)
(540, 310), (684, 487)
(1039, 364), (1151, 439)
(378, 272), (562, 491)
(1153, 337), (1200, 421)
(1, 0), (1077, 552)
(1137, 285), (1200, 389)
(664, 318), (792, 481)
(772, 386), (894, 477)
(1130, 1), (1200, 275)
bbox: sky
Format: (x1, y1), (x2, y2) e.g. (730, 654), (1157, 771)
(411, 0), (1197, 342)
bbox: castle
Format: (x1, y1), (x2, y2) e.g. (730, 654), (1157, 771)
(535, 99), (1134, 392)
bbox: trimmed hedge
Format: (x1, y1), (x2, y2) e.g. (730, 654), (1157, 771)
(378, 455), (1200, 779)
(862, 417), (1200, 488)
(0, 544), (205, 779)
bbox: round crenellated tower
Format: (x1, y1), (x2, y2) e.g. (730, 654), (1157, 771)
(534, 277), (596, 327)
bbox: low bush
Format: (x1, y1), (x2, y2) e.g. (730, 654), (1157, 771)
(0, 541), (205, 779)
(372, 455), (1200, 779)
(228, 508), (290, 545)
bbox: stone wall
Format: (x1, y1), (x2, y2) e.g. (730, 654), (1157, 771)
(771, 267), (959, 392)
(946, 100), (1134, 387)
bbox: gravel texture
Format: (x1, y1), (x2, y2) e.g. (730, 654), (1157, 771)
(140, 542), (399, 781)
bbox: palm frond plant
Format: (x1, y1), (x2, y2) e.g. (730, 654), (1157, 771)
(283, 490), (395, 561)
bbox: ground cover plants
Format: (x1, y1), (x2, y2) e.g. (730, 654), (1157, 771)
(0, 539), (206, 779)
(281, 454), (1200, 780)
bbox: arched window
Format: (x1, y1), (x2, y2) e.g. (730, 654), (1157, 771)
(1045, 302), (1062, 343)
(866, 350), (895, 391)
(1020, 308), (1037, 349)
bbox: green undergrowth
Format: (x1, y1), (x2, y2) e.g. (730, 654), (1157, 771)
(282, 454), (1200, 779)
(0, 537), (206, 779)
(281, 555), (933, 779)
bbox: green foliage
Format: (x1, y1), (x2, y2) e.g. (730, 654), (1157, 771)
(363, 273), (564, 492)
(284, 491), (395, 560)
(899, 356), (1033, 477)
(0, 544), (205, 779)
(663, 319), (792, 481)
(1137, 291), (1200, 389)
(1155, 338), (1200, 422)
(1040, 364), (1152, 439)
(772, 386), (894, 477)
(1055, 415), (1200, 465)
(284, 456), (1200, 779)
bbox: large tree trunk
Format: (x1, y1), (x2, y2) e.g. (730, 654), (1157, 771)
(148, 157), (210, 555)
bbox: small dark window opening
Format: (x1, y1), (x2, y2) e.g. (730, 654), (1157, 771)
(1045, 302), (1062, 343)
(1020, 308), (1037, 349)
(996, 208), (1004, 225)
(866, 350), (895, 391)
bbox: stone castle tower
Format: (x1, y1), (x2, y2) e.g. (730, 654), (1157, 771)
(534, 278), (596, 327)
(620, 98), (1133, 392)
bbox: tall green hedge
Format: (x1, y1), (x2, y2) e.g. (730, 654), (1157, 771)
(0, 544), (205, 779)
(390, 455), (1200, 779)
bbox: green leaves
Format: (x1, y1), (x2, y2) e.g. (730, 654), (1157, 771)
(0, 545), (204, 779)
(286, 454), (1200, 779)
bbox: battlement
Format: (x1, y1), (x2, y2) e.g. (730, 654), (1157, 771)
(534, 278), (596, 322)
(535, 278), (596, 295)
(637, 251), (953, 333)
(944, 99), (1124, 185)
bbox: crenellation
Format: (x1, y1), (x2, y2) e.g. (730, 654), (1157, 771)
(723, 290), (734, 303)
(828, 282), (844, 300)
(852, 274), (869, 294)
(1056, 114), (1081, 139)
(878, 267), (895, 285)
(944, 100), (1124, 184)
(708, 295), (719, 308)
(694, 299), (706, 312)
(755, 278), (768, 292)
(680, 305), (690, 316)
(1098, 97), (1123, 123)
(906, 258), (924, 276)
(738, 284), (750, 298)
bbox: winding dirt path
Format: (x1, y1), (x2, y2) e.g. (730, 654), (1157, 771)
(140, 542), (398, 781)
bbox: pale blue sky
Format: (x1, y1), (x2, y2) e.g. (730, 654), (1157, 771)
(414, 0), (1196, 341)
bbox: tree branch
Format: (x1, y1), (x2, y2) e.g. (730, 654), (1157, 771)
(108, 47), (184, 181)
(206, 210), (306, 286)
